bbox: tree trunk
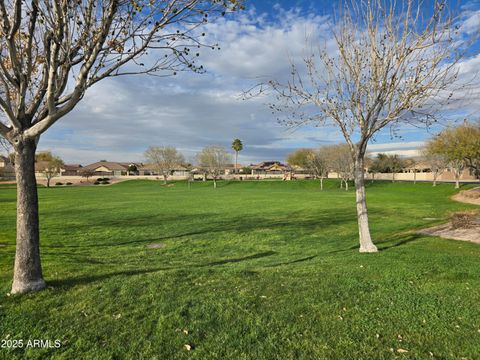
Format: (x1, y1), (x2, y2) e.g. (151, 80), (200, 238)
(320, 177), (323, 191)
(235, 151), (238, 175)
(11, 139), (46, 294)
(163, 175), (167, 184)
(345, 180), (349, 191)
(46, 177), (51, 188)
(354, 157), (378, 253)
(455, 175), (460, 189)
(213, 178), (217, 189)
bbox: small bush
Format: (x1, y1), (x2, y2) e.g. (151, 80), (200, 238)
(66, 182), (73, 186)
(101, 180), (110, 185)
(97, 177), (104, 181)
(94, 181), (100, 185)
(55, 182), (63, 186)
(450, 210), (480, 229)
(102, 177), (110, 181)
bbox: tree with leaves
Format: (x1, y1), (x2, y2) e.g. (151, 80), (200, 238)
(35, 151), (63, 188)
(370, 153), (405, 182)
(0, 0), (243, 294)
(287, 148), (329, 189)
(197, 145), (230, 188)
(144, 146), (185, 184)
(231, 138), (243, 174)
(286, 148), (311, 169)
(127, 164), (138, 176)
(253, 0), (461, 252)
(426, 122), (480, 187)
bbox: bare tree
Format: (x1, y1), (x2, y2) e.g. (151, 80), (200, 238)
(422, 148), (448, 186)
(36, 151), (63, 188)
(324, 144), (353, 191)
(307, 148), (329, 190)
(449, 159), (465, 189)
(197, 145), (231, 188)
(253, 0), (461, 252)
(80, 168), (95, 183)
(144, 146), (185, 184)
(0, 1), (242, 294)
(404, 158), (419, 185)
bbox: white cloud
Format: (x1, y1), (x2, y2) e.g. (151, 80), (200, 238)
(36, 4), (480, 166)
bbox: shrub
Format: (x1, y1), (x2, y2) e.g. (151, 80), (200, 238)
(55, 182), (63, 186)
(94, 181), (100, 185)
(102, 177), (110, 181)
(66, 182), (73, 186)
(101, 180), (110, 185)
(97, 177), (104, 181)
(450, 210), (480, 229)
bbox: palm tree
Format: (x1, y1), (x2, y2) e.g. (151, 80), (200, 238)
(231, 139), (243, 174)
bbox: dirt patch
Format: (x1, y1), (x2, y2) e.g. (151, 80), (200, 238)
(418, 223), (480, 244)
(146, 243), (166, 249)
(452, 187), (480, 206)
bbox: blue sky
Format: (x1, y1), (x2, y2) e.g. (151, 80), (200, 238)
(32, 0), (480, 165)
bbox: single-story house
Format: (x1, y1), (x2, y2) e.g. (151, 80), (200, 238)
(61, 164), (83, 176)
(0, 155), (15, 179)
(224, 164), (245, 175)
(251, 161), (292, 175)
(82, 161), (142, 177)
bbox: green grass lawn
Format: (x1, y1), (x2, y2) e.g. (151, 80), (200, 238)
(0, 180), (479, 359)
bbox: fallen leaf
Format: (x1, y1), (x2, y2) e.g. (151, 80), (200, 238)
(397, 349), (409, 353)
(184, 344), (192, 351)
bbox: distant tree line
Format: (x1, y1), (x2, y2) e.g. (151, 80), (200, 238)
(287, 122), (480, 189)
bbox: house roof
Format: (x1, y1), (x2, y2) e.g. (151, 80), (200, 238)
(82, 161), (129, 171)
(140, 163), (188, 171)
(62, 164), (83, 171)
(223, 163), (245, 169)
(252, 161), (291, 171)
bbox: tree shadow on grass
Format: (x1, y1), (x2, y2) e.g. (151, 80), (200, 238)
(42, 209), (366, 249)
(48, 251), (277, 290)
(207, 251), (276, 265)
(265, 255), (317, 267)
(376, 233), (425, 251)
(327, 233), (424, 254)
